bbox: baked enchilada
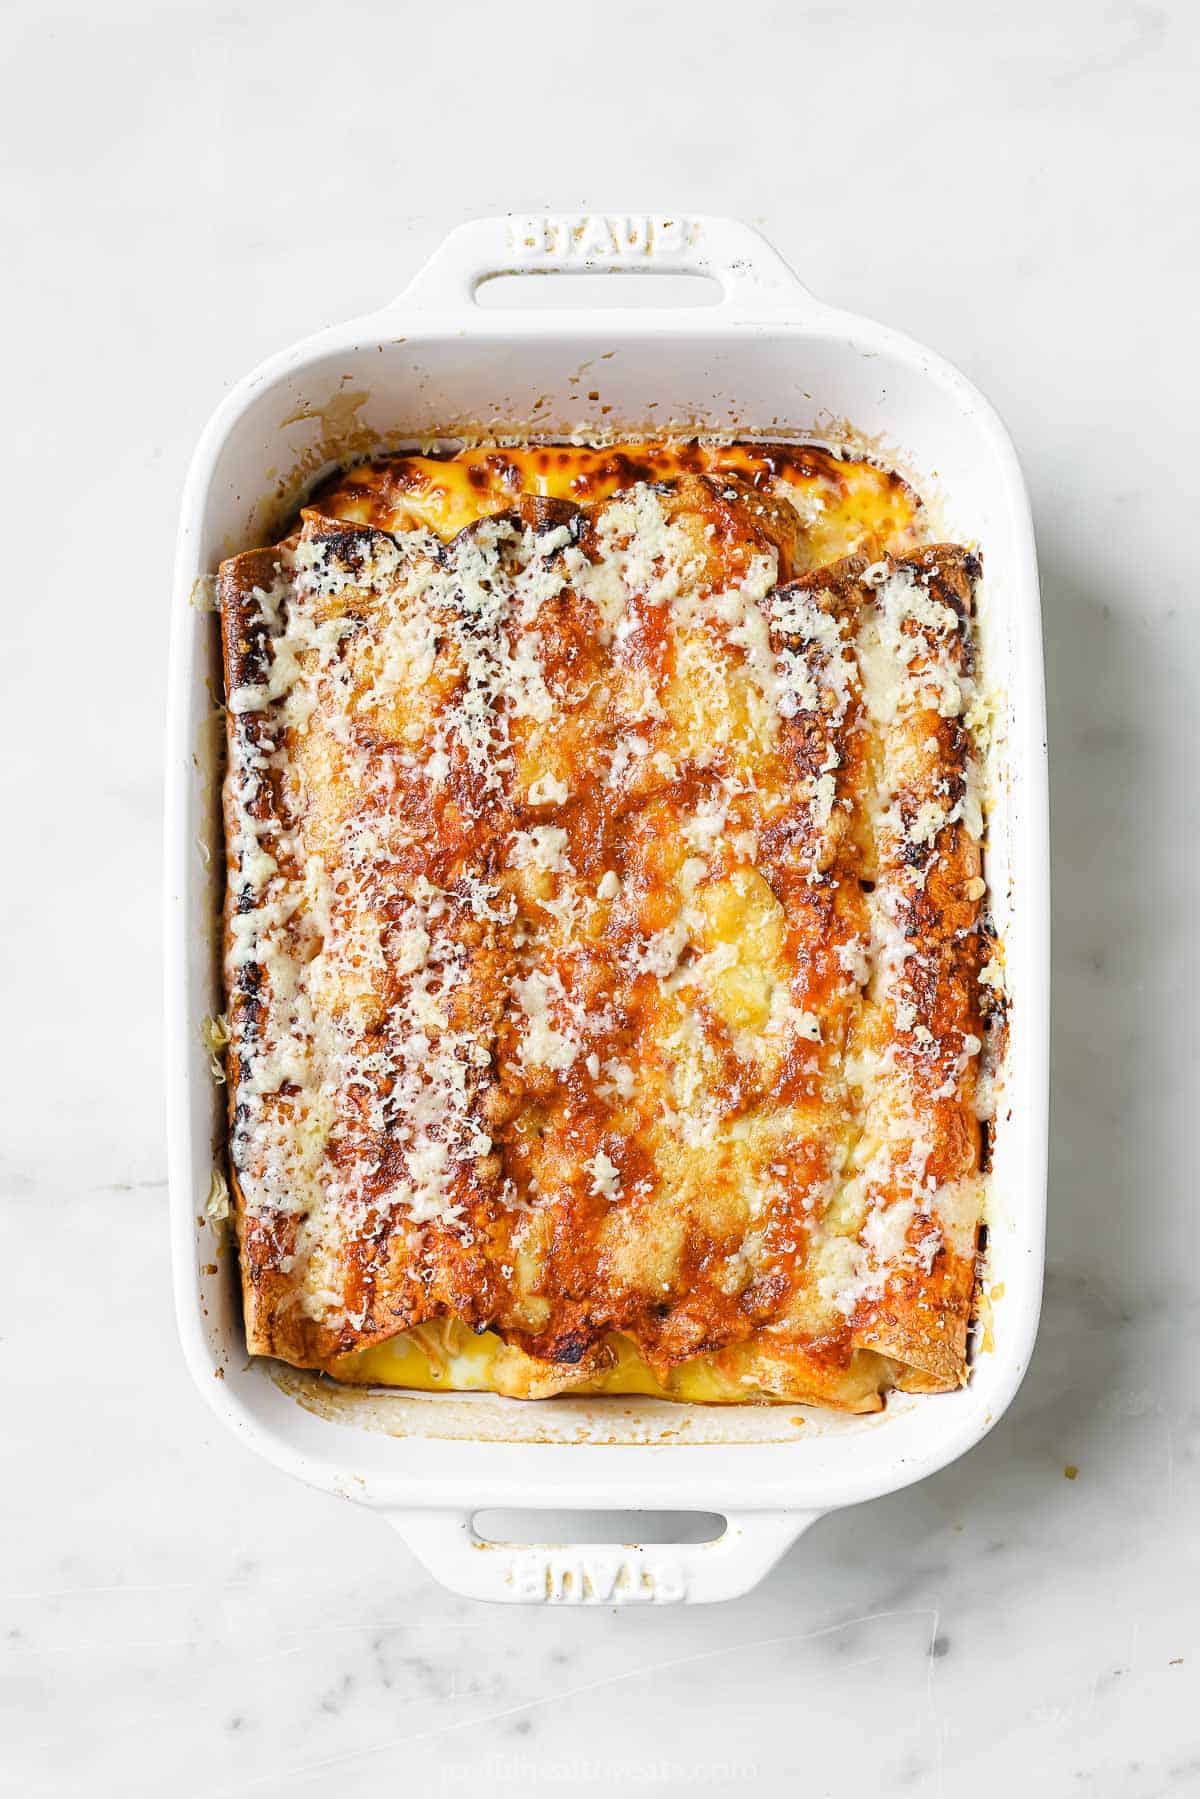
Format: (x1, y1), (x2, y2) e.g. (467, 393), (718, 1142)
(218, 441), (1002, 1411)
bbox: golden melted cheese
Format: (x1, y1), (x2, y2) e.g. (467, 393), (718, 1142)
(219, 441), (995, 1411)
(313, 440), (920, 559)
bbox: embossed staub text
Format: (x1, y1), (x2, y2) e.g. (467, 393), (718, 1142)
(506, 213), (699, 263)
(509, 1549), (688, 1604)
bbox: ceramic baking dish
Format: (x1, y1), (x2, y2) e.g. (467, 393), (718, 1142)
(165, 213), (1048, 1605)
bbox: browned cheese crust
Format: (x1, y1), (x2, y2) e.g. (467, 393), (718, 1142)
(218, 444), (997, 1408)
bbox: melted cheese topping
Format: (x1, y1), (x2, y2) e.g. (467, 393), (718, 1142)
(313, 439), (920, 561)
(219, 441), (995, 1410)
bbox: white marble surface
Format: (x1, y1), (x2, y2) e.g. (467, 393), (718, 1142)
(4, 1), (1198, 1792)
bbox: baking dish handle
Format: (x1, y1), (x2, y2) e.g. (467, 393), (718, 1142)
(395, 213), (818, 315)
(383, 1507), (819, 1605)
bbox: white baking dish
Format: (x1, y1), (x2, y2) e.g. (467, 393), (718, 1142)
(165, 214), (1048, 1605)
